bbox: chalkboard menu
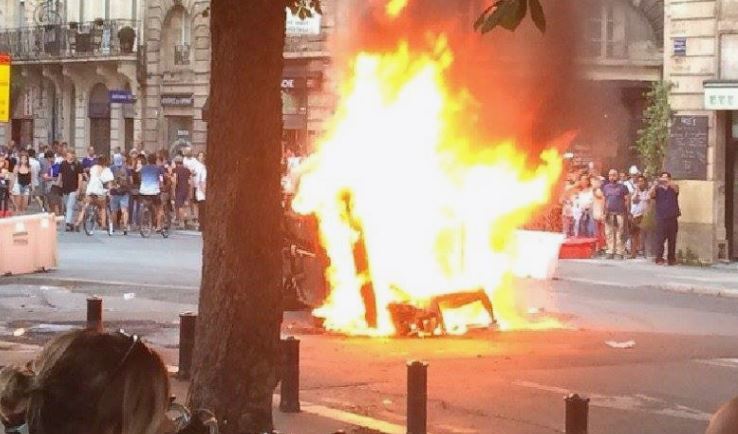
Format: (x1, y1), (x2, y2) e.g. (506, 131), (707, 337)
(664, 115), (709, 180)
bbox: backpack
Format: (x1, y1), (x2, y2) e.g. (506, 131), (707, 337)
(111, 166), (130, 194)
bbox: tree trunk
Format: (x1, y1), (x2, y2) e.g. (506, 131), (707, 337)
(188, 1), (285, 433)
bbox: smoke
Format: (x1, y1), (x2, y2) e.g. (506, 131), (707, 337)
(328, 0), (632, 166)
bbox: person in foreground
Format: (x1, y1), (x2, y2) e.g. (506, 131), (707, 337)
(0, 330), (214, 434)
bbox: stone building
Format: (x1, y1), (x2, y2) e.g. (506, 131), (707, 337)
(141, 0), (210, 153)
(0, 0), (144, 155)
(663, 0), (738, 262)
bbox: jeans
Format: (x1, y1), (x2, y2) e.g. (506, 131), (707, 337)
(62, 191), (78, 224)
(656, 217), (679, 262)
(604, 213), (626, 256)
(574, 212), (595, 238)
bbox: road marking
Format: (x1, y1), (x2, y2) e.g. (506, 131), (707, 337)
(698, 358), (738, 369)
(514, 380), (711, 422)
(300, 401), (407, 434)
(8, 274), (200, 291)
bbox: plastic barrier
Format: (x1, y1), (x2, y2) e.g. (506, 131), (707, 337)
(512, 230), (565, 280)
(0, 213), (59, 275)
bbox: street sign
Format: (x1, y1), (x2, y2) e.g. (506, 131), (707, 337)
(109, 89), (135, 104)
(673, 38), (687, 56)
(0, 54), (10, 123)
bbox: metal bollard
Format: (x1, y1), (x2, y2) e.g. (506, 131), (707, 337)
(565, 394), (589, 434)
(178, 312), (197, 379)
(279, 337), (301, 413)
(86, 296), (103, 331)
(406, 360), (428, 434)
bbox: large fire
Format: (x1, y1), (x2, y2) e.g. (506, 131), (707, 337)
(292, 5), (566, 337)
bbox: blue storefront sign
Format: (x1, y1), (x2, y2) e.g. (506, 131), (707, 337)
(109, 90), (135, 104)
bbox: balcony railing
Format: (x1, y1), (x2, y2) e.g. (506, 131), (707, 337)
(0, 19), (140, 62)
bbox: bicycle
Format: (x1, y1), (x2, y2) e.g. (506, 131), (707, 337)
(138, 195), (169, 239)
(167, 401), (219, 434)
(82, 194), (113, 236)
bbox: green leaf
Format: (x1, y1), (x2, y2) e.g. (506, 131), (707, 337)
(529, 0), (546, 32)
(500, 0), (527, 31)
(474, 4), (496, 31)
(480, 1), (517, 34)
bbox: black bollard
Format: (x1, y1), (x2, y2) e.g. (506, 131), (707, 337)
(178, 312), (197, 379)
(280, 337), (301, 413)
(565, 393), (589, 434)
(86, 296), (103, 331)
(406, 360), (428, 434)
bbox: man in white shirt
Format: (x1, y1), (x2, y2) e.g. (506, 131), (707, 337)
(74, 155), (114, 230)
(28, 149), (43, 211)
(194, 155), (207, 232)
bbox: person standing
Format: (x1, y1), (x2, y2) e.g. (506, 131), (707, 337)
(194, 153), (207, 233)
(59, 151), (84, 231)
(597, 169), (630, 259)
(629, 175), (650, 259)
(82, 146), (97, 172)
(109, 154), (132, 234)
(11, 153), (32, 214)
(650, 171), (681, 265)
(172, 156), (192, 229)
(28, 149), (44, 211)
(572, 173), (595, 237)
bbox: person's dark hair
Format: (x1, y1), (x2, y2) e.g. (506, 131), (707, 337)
(660, 171), (672, 178)
(25, 330), (170, 434)
(28, 149), (36, 158)
(97, 156), (109, 167)
(147, 154), (157, 165)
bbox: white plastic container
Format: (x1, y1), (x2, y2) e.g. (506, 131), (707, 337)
(512, 230), (565, 280)
(0, 213), (58, 275)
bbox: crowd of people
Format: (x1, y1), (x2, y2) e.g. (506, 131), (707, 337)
(561, 165), (682, 265)
(0, 140), (208, 234)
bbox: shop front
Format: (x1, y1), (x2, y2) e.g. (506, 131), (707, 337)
(161, 93), (194, 155)
(282, 62), (322, 155)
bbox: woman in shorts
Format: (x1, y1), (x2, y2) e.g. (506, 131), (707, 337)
(11, 153), (32, 214)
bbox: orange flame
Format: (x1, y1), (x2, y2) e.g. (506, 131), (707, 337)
(293, 36), (564, 336)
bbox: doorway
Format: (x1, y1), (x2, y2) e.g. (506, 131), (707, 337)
(88, 83), (111, 156)
(726, 111), (738, 259)
(11, 118), (33, 147)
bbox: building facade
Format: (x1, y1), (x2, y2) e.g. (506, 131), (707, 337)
(0, 0), (144, 156)
(663, 0), (738, 262)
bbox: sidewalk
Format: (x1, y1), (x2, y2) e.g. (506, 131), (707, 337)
(557, 258), (738, 297)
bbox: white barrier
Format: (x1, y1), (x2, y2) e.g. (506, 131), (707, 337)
(512, 230), (565, 280)
(0, 213), (59, 276)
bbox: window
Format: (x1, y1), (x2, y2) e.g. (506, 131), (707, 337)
(585, 0), (624, 59)
(163, 5), (191, 66)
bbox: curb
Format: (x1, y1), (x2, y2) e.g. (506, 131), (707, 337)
(559, 277), (738, 299)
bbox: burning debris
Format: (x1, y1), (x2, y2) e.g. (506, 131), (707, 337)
(292, 2), (567, 337)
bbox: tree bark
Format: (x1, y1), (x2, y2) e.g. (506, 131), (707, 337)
(188, 1), (285, 433)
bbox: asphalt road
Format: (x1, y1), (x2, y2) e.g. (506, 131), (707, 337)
(2, 230), (738, 434)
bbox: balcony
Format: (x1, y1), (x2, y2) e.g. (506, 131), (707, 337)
(0, 19), (140, 63)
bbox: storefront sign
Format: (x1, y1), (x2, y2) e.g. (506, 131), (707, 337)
(109, 90), (135, 104)
(161, 94), (194, 107)
(0, 54), (10, 123)
(673, 38), (687, 56)
(286, 7), (322, 35)
(704, 82), (738, 110)
(281, 75), (322, 90)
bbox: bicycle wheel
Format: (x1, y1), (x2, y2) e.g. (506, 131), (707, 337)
(139, 206), (153, 238)
(83, 205), (97, 236)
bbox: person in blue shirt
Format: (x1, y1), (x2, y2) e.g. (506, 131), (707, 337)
(650, 171), (680, 265)
(82, 146), (97, 172)
(596, 169), (630, 259)
(139, 153), (163, 230)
